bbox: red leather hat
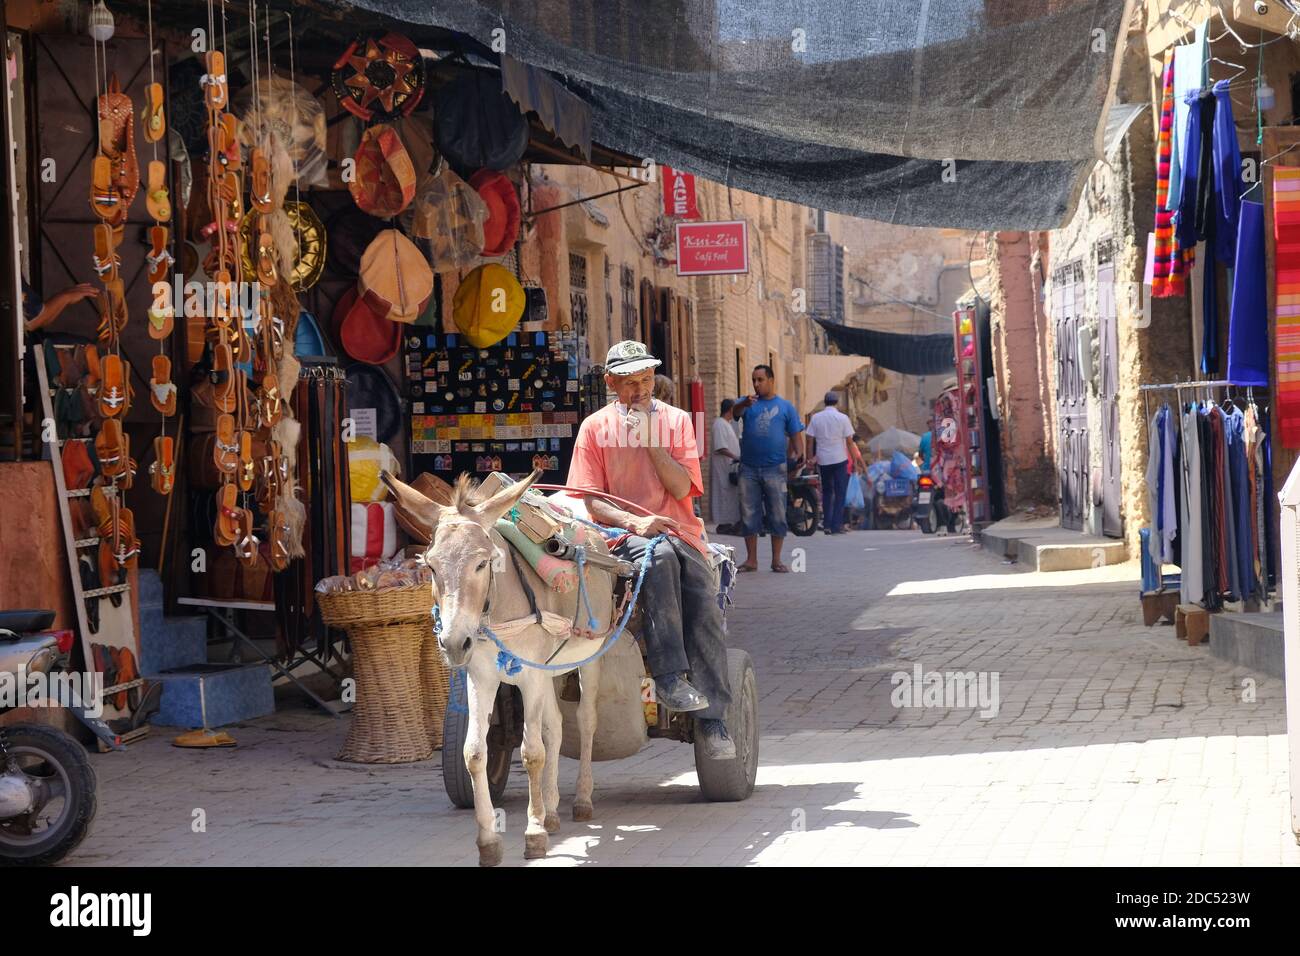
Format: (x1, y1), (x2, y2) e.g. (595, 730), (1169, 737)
(469, 169), (520, 258)
(333, 286), (400, 366)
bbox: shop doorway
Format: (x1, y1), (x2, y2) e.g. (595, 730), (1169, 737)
(1097, 255), (1123, 539)
(1053, 260), (1088, 532)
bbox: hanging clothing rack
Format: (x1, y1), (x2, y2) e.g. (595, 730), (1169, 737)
(1139, 379), (1232, 391)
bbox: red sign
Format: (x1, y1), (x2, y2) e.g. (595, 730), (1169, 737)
(674, 220), (749, 276)
(662, 165), (699, 219)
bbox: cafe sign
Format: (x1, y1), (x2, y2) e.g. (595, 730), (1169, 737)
(674, 220), (749, 276)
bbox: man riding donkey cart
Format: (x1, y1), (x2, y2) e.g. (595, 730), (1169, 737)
(381, 340), (748, 866)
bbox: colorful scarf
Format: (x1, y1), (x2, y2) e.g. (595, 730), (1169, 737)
(1274, 164), (1300, 447)
(1152, 52), (1191, 298)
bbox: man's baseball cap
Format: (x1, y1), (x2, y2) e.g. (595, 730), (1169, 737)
(604, 340), (661, 375)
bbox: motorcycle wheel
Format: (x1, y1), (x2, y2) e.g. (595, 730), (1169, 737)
(786, 492), (819, 537)
(0, 724), (97, 866)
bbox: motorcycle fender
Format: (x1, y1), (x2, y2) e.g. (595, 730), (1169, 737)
(60, 684), (126, 752)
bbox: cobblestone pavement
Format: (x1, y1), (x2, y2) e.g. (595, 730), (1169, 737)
(65, 529), (1300, 867)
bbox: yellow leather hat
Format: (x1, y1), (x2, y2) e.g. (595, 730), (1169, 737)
(452, 263), (525, 348)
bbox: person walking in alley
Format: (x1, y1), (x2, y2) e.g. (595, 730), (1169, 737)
(733, 365), (805, 572)
(710, 398), (742, 534)
(806, 391), (861, 534)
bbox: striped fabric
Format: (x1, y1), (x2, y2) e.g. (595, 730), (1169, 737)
(1152, 51), (1191, 298)
(1274, 165), (1300, 447)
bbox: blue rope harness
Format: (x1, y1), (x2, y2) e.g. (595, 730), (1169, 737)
(432, 533), (666, 678)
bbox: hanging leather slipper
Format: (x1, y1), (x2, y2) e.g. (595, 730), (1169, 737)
(237, 430), (255, 492)
(258, 372), (282, 429)
(98, 537), (124, 593)
(146, 160), (171, 221)
(147, 298), (174, 341)
(113, 507), (140, 570)
(255, 230), (278, 286)
(98, 355), (127, 418)
(84, 345), (101, 393)
(90, 155), (119, 220)
(150, 355), (177, 415)
(98, 74), (139, 214)
(143, 81), (165, 143)
(215, 483), (241, 547)
(204, 51), (228, 110)
(268, 508), (291, 572)
(116, 431), (136, 490)
(221, 114), (241, 171)
(234, 509), (259, 568)
(211, 270), (234, 329)
(250, 148), (272, 214)
(213, 413), (239, 476)
(149, 435), (175, 495)
(92, 222), (119, 281)
(62, 438), (96, 489)
(90, 483), (113, 530)
(256, 454), (278, 511)
(213, 342), (236, 412)
(110, 646), (139, 711)
(120, 360), (134, 418)
(146, 225), (174, 286)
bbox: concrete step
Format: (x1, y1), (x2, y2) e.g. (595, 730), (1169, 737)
(153, 663), (275, 729)
(980, 516), (1126, 571)
(139, 605), (208, 675)
(136, 568), (165, 609)
(1208, 611), (1284, 681)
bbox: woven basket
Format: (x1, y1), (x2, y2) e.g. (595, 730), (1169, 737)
(316, 584), (450, 762)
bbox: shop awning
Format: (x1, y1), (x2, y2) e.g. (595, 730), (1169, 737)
(340, 0), (1135, 229)
(815, 319), (954, 377)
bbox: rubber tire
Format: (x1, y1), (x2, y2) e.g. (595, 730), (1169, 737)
(917, 513), (933, 534)
(695, 648), (759, 802)
(442, 681), (513, 810)
(787, 494), (819, 537)
(0, 724), (97, 866)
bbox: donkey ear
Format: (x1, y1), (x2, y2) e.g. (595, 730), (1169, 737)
(473, 469), (543, 526)
(382, 471), (443, 544)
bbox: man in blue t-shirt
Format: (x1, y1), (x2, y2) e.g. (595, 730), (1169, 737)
(732, 364), (805, 573)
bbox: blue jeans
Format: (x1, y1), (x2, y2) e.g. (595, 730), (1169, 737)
(613, 534), (732, 721)
(819, 461), (849, 532)
(739, 462), (788, 537)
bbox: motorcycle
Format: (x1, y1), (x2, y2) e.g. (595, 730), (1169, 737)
(915, 474), (936, 533)
(872, 475), (915, 530)
(0, 609), (122, 866)
(785, 463), (821, 536)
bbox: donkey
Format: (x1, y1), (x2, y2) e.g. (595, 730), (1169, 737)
(381, 469), (604, 866)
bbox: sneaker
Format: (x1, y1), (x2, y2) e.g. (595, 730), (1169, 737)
(696, 718), (736, 760)
(655, 674), (710, 713)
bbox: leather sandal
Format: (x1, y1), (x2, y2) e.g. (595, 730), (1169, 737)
(203, 51), (228, 110)
(256, 455), (278, 510)
(110, 646), (139, 711)
(221, 114), (241, 171)
(211, 270), (234, 329)
(250, 148), (272, 214)
(92, 222), (119, 280)
(234, 509), (259, 567)
(237, 430), (255, 492)
(95, 419), (125, 477)
(215, 483), (241, 547)
(116, 432), (136, 490)
(213, 342), (236, 411)
(268, 509), (290, 572)
(255, 230), (278, 285)
(259, 373), (282, 428)
(90, 483), (113, 530)
(98, 354), (126, 417)
(147, 300), (174, 341)
(149, 435), (175, 495)
(213, 413), (239, 476)
(150, 355), (177, 415)
(98, 538), (123, 593)
(146, 225), (174, 286)
(145, 160), (171, 221)
(85, 345), (101, 393)
(98, 75), (139, 214)
(143, 81), (166, 143)
(113, 507), (140, 570)
(90, 155), (119, 220)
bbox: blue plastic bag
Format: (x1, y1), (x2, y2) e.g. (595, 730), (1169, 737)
(889, 451), (919, 481)
(845, 473), (865, 510)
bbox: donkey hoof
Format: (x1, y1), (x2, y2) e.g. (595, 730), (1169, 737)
(524, 830), (549, 860)
(478, 840), (504, 868)
(572, 802), (593, 822)
(544, 812), (561, 834)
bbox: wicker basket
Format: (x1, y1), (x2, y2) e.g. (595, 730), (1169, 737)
(316, 585), (450, 762)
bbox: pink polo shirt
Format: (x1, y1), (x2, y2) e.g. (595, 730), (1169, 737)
(566, 401), (708, 556)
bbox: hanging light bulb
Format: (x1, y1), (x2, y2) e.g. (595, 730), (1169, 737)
(1258, 80), (1276, 112)
(88, 1), (115, 43)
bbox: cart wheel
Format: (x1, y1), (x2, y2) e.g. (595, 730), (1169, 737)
(443, 679), (513, 809)
(695, 648), (759, 802)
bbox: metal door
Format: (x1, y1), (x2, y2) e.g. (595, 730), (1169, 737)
(1097, 258), (1123, 538)
(1053, 261), (1089, 531)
